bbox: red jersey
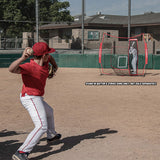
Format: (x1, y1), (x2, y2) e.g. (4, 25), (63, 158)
(20, 59), (49, 97)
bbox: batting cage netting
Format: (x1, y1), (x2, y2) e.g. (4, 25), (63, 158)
(99, 33), (148, 76)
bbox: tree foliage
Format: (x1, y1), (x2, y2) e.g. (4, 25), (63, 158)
(0, 0), (73, 37)
(49, 1), (73, 22)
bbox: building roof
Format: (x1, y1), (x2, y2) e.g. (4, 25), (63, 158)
(39, 12), (160, 30)
(130, 12), (160, 26)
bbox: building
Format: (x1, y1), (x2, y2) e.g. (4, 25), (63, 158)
(23, 12), (160, 54)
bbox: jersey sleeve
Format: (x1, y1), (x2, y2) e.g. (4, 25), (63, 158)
(19, 63), (32, 75)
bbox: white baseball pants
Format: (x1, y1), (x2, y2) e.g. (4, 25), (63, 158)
(18, 94), (57, 153)
(131, 56), (137, 72)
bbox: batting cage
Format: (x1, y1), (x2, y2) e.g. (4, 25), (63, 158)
(99, 33), (148, 76)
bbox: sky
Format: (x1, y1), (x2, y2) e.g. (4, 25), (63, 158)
(63, 0), (160, 16)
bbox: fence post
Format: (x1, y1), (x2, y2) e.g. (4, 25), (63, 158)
(113, 41), (116, 54)
(15, 36), (18, 48)
(0, 34), (1, 49)
(153, 41), (155, 55)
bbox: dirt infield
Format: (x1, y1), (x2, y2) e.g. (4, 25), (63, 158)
(0, 68), (160, 160)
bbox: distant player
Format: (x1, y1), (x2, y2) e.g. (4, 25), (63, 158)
(9, 42), (61, 160)
(129, 42), (137, 74)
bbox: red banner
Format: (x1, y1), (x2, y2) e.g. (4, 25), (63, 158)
(145, 43), (148, 64)
(99, 42), (102, 63)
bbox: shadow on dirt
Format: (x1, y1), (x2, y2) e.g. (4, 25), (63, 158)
(0, 129), (27, 159)
(0, 128), (118, 160)
(0, 129), (27, 137)
(30, 128), (118, 160)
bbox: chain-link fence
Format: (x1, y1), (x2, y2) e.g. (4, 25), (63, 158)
(0, 37), (41, 49)
(1, 38), (23, 49)
(0, 36), (102, 50)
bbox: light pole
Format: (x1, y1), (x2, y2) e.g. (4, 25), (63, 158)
(128, 0), (131, 39)
(0, 29), (3, 49)
(82, 0), (84, 54)
(36, 0), (39, 42)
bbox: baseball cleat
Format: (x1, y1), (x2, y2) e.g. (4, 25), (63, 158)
(12, 151), (29, 160)
(47, 133), (62, 143)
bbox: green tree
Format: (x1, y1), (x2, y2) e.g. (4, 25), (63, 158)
(0, 0), (73, 38)
(49, 1), (73, 22)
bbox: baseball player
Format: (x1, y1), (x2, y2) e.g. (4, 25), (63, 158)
(9, 42), (61, 160)
(129, 44), (137, 74)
